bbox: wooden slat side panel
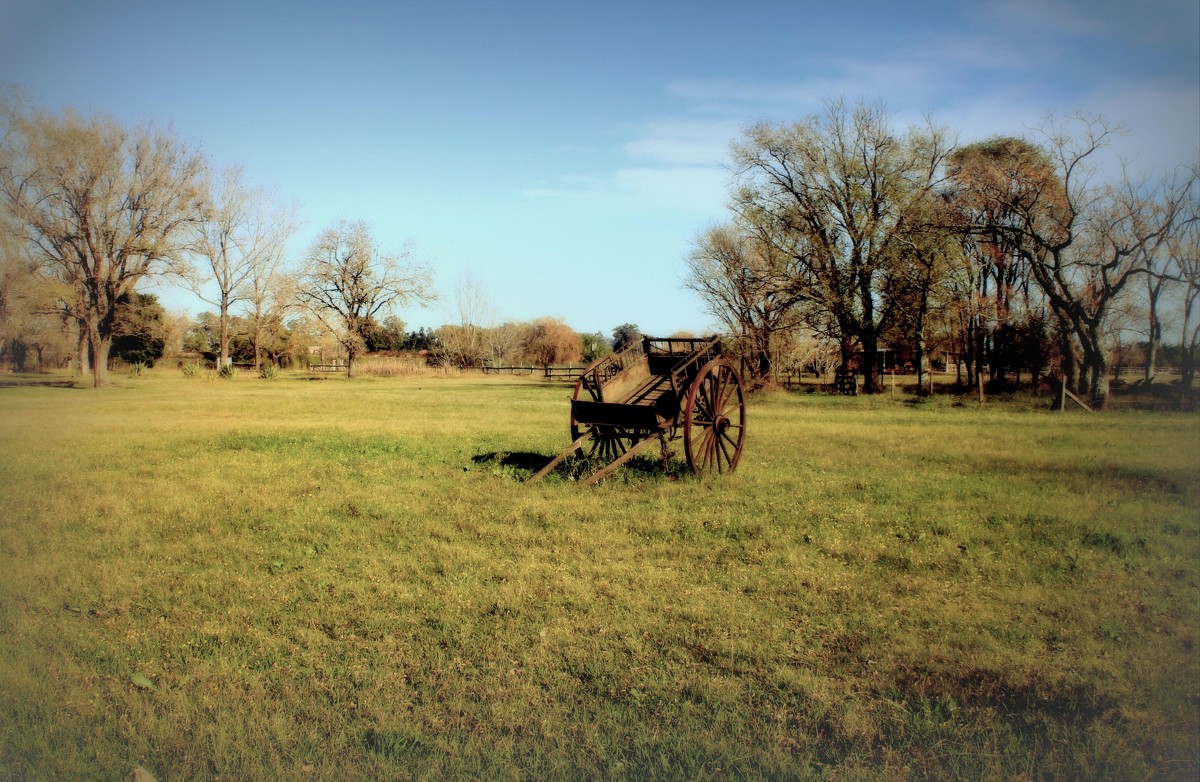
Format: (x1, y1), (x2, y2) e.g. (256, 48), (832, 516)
(570, 400), (661, 430)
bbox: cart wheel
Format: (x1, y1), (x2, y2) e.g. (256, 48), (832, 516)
(583, 425), (639, 463)
(683, 359), (746, 476)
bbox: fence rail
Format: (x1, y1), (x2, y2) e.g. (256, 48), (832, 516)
(474, 365), (587, 381)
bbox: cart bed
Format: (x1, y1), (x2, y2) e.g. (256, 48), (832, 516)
(569, 337), (720, 433)
(531, 335), (744, 485)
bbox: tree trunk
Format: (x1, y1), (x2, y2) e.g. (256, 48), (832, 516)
(861, 331), (882, 394)
(1073, 335), (1107, 410)
(87, 324), (111, 389)
(1058, 325), (1079, 396)
(1090, 357), (1110, 410)
(252, 322), (262, 372)
(973, 341), (985, 396)
(962, 316), (975, 390)
(1076, 319), (1109, 409)
(1182, 299), (1198, 392)
(991, 328), (1006, 386)
(76, 324), (90, 376)
(838, 336), (855, 371)
(1145, 315), (1160, 384)
(219, 307), (230, 368)
(915, 332), (931, 397)
(913, 293), (931, 397)
(11, 342), (27, 372)
(1146, 274), (1163, 383)
(1081, 362), (1094, 403)
(756, 347), (771, 382)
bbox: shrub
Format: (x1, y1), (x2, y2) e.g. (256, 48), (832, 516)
(181, 361), (201, 378)
(260, 363), (280, 381)
(218, 364), (238, 380)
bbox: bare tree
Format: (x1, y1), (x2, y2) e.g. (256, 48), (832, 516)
(730, 100), (954, 393)
(957, 117), (1195, 408)
(1146, 170), (1199, 385)
(775, 327), (839, 380)
(0, 105), (206, 387)
(191, 166), (296, 369)
(247, 268), (298, 371)
(685, 222), (807, 381)
(436, 272), (494, 367)
(486, 321), (523, 366)
(946, 137), (1053, 391)
(296, 220), (432, 377)
(885, 192), (965, 396)
(1165, 191), (1200, 392)
(0, 225), (72, 371)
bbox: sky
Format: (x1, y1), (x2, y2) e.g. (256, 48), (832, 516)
(2, 0), (1197, 338)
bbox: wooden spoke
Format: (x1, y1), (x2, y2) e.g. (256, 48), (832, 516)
(683, 359), (746, 477)
(587, 426), (629, 462)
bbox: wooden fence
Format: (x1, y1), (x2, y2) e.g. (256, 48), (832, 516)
(474, 365), (587, 382)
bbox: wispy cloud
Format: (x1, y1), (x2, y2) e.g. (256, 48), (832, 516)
(521, 163), (729, 219)
(521, 118), (736, 217)
(983, 0), (1199, 43)
(526, 0), (1196, 217)
(665, 44), (1018, 120)
(621, 118), (743, 166)
(982, 0), (1113, 36)
(1083, 84), (1200, 176)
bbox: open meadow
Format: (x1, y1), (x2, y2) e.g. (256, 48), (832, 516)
(0, 371), (1197, 780)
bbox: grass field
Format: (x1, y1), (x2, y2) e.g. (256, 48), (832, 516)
(1, 370), (1197, 780)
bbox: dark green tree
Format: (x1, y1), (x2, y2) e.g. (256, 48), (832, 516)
(611, 323), (642, 352)
(580, 331), (613, 363)
(361, 315), (408, 352)
(110, 293), (167, 367)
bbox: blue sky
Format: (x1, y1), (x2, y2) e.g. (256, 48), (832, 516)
(2, 0), (1197, 337)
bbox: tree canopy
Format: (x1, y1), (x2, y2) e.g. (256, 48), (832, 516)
(691, 104), (1198, 406)
(723, 100), (954, 391)
(295, 220), (433, 377)
(0, 104), (206, 387)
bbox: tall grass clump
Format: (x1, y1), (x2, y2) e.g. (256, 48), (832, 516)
(259, 363), (280, 380)
(355, 353), (439, 377)
(0, 377), (1196, 780)
(180, 360), (201, 378)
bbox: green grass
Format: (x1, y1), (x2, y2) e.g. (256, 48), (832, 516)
(1, 371), (1197, 780)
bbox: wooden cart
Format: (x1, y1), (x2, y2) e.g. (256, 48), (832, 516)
(530, 336), (746, 485)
